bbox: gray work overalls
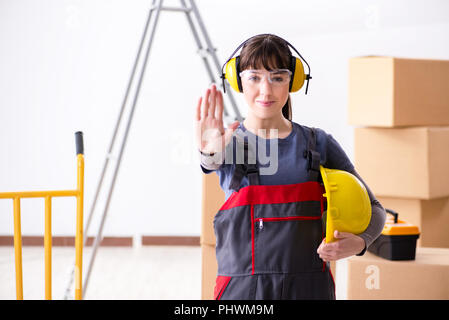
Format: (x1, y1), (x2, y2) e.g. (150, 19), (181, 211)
(213, 127), (335, 300)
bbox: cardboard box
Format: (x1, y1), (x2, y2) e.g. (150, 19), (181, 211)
(343, 248), (449, 299)
(354, 126), (449, 199)
(201, 173), (225, 246)
(201, 244), (217, 300)
(377, 196), (449, 248)
(201, 173), (222, 299)
(348, 56), (449, 127)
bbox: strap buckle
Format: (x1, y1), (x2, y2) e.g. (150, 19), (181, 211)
(245, 166), (259, 175)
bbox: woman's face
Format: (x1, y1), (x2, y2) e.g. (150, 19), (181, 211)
(241, 68), (290, 121)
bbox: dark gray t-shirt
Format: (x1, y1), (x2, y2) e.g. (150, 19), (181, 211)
(201, 121), (354, 200)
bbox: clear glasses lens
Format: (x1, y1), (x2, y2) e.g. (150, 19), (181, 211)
(239, 69), (292, 86)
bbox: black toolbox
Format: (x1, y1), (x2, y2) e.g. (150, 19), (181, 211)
(368, 209), (420, 260)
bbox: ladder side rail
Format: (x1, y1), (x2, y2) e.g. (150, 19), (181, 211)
(62, 0), (158, 300)
(82, 0), (164, 299)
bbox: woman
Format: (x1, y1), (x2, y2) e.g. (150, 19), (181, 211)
(195, 34), (386, 300)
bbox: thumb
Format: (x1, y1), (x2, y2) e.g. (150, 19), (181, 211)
(334, 230), (353, 239)
(224, 121), (240, 139)
(227, 121), (240, 131)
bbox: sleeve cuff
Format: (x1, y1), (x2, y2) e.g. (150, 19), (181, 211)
(356, 244), (367, 256)
(356, 235), (369, 256)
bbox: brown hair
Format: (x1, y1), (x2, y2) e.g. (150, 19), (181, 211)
(239, 34), (292, 120)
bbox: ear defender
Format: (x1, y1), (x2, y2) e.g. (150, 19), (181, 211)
(224, 57), (243, 93)
(221, 34), (312, 94)
(289, 56), (306, 93)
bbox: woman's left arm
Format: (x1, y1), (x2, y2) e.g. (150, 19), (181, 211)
(316, 131), (387, 261)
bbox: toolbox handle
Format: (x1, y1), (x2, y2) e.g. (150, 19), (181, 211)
(75, 131), (84, 155)
(385, 208), (398, 224)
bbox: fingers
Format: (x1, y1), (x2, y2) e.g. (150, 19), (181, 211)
(209, 84), (217, 119)
(317, 238), (338, 262)
(317, 238), (329, 253)
(201, 88), (211, 119)
(216, 89), (224, 122)
(199, 84), (223, 121)
(317, 233), (364, 262)
(215, 94), (223, 121)
(318, 247), (335, 262)
(229, 121), (240, 130)
(334, 230), (354, 239)
(224, 121), (240, 145)
(319, 254), (333, 262)
(195, 96), (202, 121)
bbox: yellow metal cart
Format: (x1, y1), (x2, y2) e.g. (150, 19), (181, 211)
(0, 132), (84, 300)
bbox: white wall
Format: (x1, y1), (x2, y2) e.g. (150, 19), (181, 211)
(1, 0), (448, 238)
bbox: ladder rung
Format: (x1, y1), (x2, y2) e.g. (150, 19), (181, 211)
(196, 47), (217, 57)
(106, 153), (118, 161)
(150, 5), (192, 12)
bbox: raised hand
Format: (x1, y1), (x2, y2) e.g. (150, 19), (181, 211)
(195, 84), (239, 154)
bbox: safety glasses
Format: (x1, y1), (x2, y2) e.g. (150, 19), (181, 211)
(239, 69), (292, 87)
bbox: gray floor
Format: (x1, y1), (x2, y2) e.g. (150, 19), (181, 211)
(0, 246), (202, 300)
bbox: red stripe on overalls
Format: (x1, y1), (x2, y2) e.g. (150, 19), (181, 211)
(320, 195), (326, 272)
(219, 181), (325, 210)
(251, 205), (255, 274)
(214, 276), (231, 300)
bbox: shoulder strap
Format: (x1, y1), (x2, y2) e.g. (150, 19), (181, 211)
(229, 140), (260, 192)
(304, 127), (321, 182)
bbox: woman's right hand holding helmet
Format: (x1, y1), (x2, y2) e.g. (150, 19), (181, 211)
(195, 84), (240, 155)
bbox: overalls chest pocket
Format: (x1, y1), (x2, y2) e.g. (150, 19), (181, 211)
(253, 201), (324, 273)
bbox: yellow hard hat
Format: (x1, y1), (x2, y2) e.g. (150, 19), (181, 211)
(320, 166), (372, 243)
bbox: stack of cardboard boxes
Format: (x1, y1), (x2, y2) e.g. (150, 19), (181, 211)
(200, 173), (223, 300)
(345, 56), (449, 299)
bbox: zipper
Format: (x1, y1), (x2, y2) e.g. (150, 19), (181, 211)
(255, 216), (320, 231)
(255, 216), (320, 222)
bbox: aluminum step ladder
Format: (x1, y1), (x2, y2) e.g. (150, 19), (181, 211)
(63, 0), (242, 299)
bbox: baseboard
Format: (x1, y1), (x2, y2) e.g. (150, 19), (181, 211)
(142, 236), (200, 246)
(0, 236), (133, 247)
(0, 235), (200, 247)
